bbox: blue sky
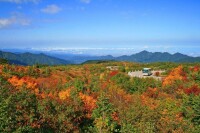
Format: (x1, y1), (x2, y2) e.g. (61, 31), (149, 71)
(0, 0), (200, 56)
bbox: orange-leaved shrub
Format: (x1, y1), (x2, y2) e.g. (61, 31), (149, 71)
(163, 66), (187, 86)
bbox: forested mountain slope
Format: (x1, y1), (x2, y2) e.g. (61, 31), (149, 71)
(0, 51), (71, 65)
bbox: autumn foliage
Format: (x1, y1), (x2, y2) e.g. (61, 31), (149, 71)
(59, 89), (71, 100)
(79, 92), (96, 115)
(184, 85), (200, 95)
(8, 76), (39, 94)
(1, 62), (200, 132)
(163, 65), (187, 86)
(109, 70), (119, 77)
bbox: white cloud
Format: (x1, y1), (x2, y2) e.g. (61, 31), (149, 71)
(41, 4), (62, 14)
(0, 16), (31, 29)
(142, 45), (149, 49)
(0, 0), (39, 4)
(80, 0), (91, 4)
(0, 19), (12, 28)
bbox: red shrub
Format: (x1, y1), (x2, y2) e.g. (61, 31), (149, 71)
(109, 71), (118, 77)
(193, 66), (200, 72)
(184, 85), (200, 96)
(154, 71), (160, 77)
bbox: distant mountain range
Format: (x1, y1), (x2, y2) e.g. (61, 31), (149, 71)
(53, 50), (200, 64)
(0, 50), (200, 65)
(0, 51), (71, 65)
(115, 50), (200, 63)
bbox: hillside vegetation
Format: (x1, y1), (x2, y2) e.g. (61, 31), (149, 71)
(0, 61), (200, 132)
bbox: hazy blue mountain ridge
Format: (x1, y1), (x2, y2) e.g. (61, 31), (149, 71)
(0, 50), (200, 65)
(0, 51), (71, 65)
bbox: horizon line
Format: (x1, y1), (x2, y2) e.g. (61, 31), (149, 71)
(0, 48), (199, 57)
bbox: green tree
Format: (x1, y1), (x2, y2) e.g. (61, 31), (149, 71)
(74, 79), (85, 92)
(92, 93), (120, 133)
(0, 82), (40, 132)
(111, 73), (131, 92)
(0, 58), (8, 64)
(182, 94), (200, 132)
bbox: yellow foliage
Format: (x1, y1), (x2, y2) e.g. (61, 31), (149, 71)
(58, 89), (71, 100)
(99, 73), (104, 80)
